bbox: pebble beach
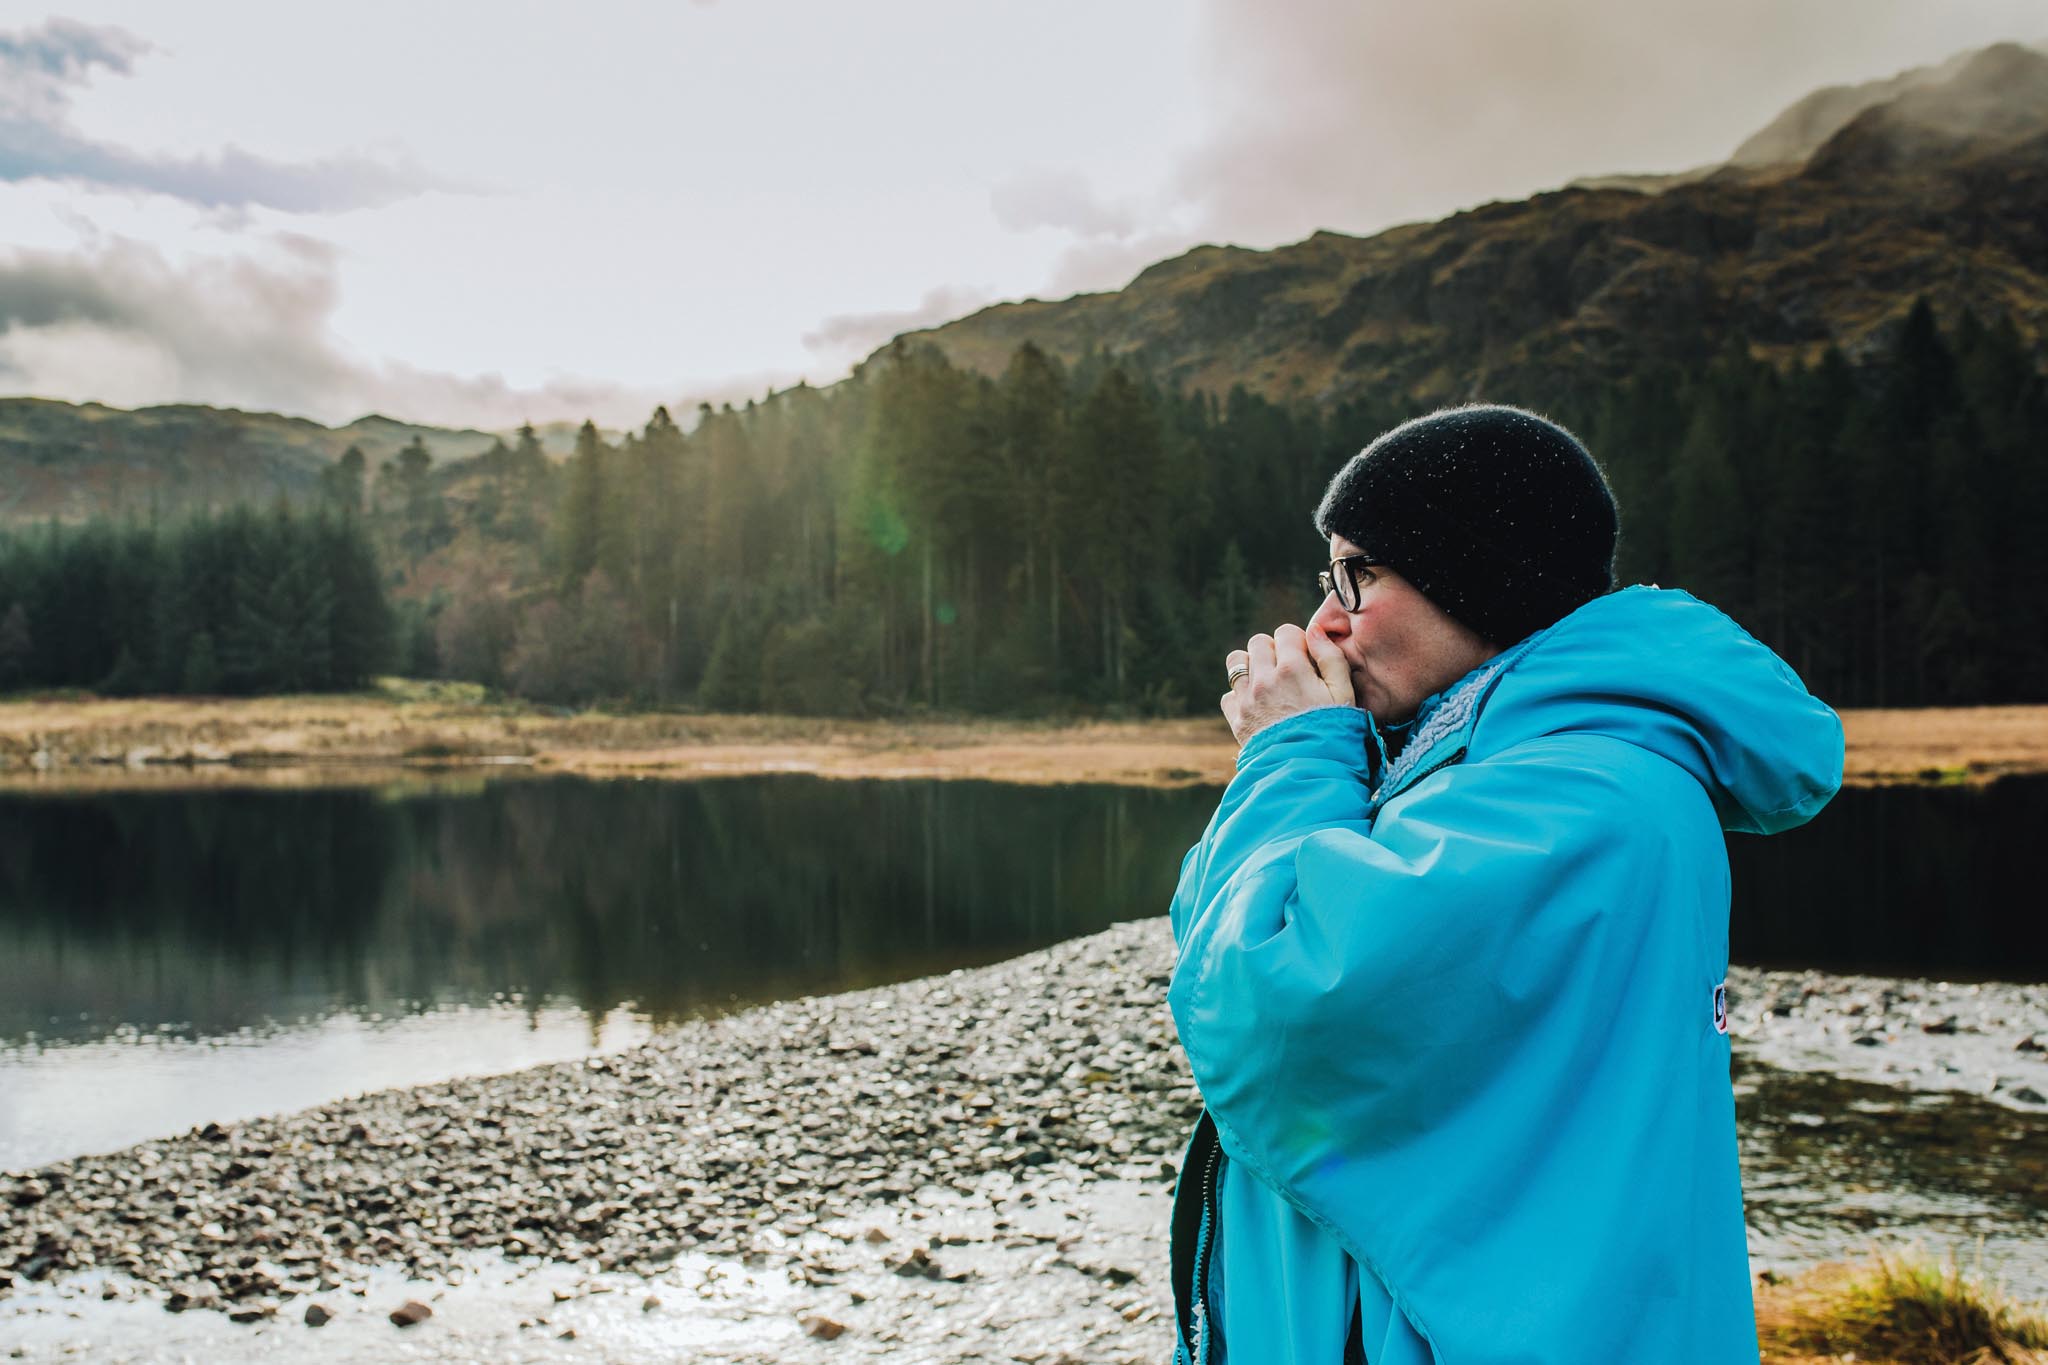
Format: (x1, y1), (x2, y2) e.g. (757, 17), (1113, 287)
(3, 918), (2046, 1363)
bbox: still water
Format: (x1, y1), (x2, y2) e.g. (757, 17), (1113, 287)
(2, 772), (2043, 1164)
(0, 774), (1202, 1167)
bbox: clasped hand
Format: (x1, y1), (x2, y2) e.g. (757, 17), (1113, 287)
(1221, 623), (1355, 747)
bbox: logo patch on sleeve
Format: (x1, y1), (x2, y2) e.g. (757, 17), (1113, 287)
(1712, 980), (1729, 1035)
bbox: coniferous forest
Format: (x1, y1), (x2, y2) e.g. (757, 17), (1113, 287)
(0, 505), (392, 697)
(1, 298), (2042, 713)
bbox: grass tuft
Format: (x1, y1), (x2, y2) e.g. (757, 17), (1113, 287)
(1759, 1246), (2048, 1365)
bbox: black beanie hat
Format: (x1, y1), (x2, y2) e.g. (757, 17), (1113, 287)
(1312, 404), (1618, 647)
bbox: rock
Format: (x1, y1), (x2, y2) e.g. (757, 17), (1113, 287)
(1920, 1014), (1960, 1035)
(304, 1303), (333, 1326)
(2010, 1087), (2047, 1104)
(886, 1246), (944, 1279)
(801, 1314), (849, 1340)
(2016, 1034), (2045, 1053)
(1851, 1033), (1884, 1047)
(642, 1294), (662, 1312)
(861, 1226), (891, 1244)
(18, 1234), (66, 1282)
(389, 1299), (434, 1327)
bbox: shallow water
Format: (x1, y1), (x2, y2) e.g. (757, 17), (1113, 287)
(1738, 1057), (2048, 1302)
(0, 1004), (650, 1173)
(0, 1175), (1177, 1365)
(0, 775), (1198, 1169)
(1, 773), (2042, 1173)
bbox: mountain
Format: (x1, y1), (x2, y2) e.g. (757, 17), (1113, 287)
(1728, 41), (2048, 168)
(884, 42), (2048, 409)
(0, 401), (585, 525)
(6, 42), (2045, 527)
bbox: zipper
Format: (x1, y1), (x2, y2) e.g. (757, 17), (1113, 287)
(1187, 1129), (1223, 1364)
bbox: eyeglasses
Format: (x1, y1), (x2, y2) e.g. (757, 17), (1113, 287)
(1316, 553), (1386, 611)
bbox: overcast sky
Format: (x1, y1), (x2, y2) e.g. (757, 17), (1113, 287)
(0, 0), (2041, 430)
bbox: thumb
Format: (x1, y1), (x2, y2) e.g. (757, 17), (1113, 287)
(1305, 624), (1354, 704)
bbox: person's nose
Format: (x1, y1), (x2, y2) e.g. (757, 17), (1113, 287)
(1309, 591), (1351, 641)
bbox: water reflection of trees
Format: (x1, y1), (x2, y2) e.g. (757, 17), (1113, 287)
(8, 773), (2038, 1043)
(0, 778), (1214, 1037)
(1728, 776), (2048, 980)
(399, 776), (1209, 1022)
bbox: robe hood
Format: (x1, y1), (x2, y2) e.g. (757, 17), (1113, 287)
(1451, 585), (1844, 835)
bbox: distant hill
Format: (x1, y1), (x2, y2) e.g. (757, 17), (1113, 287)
(887, 41), (2048, 408)
(0, 401), (589, 525)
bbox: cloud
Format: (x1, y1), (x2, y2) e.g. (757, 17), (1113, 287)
(800, 285), (992, 360)
(990, 169), (1139, 239)
(1173, 0), (2048, 249)
(0, 17), (448, 212)
(0, 235), (784, 430)
(982, 0), (2048, 315)
(0, 16), (146, 88)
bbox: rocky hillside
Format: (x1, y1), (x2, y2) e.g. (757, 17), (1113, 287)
(889, 42), (2048, 409)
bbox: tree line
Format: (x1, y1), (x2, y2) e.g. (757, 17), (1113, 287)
(391, 298), (2040, 712)
(0, 504), (392, 695)
(1570, 301), (2047, 707)
(3, 297), (2040, 712)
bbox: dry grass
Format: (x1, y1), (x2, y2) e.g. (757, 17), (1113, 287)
(1840, 707), (2048, 786)
(0, 689), (2042, 791)
(1759, 1249), (2048, 1365)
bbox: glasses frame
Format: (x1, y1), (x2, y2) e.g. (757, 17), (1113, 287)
(1317, 553), (1386, 611)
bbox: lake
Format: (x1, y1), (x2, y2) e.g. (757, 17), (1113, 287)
(3, 772), (2044, 1169)
(2, 771), (2044, 1295)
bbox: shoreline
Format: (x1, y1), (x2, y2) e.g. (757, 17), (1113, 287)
(4, 921), (2045, 1364)
(1, 922), (1196, 1364)
(2, 693), (2044, 791)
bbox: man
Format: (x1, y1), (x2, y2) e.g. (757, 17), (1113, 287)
(1166, 405), (1843, 1364)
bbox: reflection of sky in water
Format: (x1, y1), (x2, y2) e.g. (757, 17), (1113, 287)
(0, 776), (1206, 1168)
(0, 1003), (650, 1172)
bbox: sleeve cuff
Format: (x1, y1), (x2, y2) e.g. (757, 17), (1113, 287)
(1234, 705), (1370, 772)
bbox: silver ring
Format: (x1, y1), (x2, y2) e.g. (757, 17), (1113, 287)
(1226, 665), (1250, 687)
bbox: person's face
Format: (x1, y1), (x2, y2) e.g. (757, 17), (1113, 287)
(1308, 534), (1501, 724)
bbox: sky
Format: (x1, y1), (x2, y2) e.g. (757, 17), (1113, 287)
(0, 0), (2042, 432)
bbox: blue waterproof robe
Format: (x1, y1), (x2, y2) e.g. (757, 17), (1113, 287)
(1166, 586), (1845, 1364)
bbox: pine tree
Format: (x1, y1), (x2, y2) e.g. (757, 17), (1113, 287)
(556, 420), (610, 588)
(181, 630), (222, 694)
(1075, 365), (1166, 696)
(321, 445), (367, 516)
(695, 603), (759, 711)
(0, 601), (31, 689)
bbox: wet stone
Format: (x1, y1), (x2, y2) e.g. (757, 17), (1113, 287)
(4, 916), (2041, 1351)
(801, 1313), (849, 1339)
